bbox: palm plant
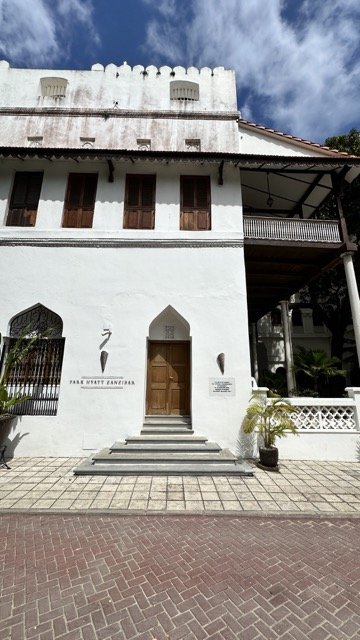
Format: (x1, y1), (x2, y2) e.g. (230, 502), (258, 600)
(242, 395), (298, 449)
(0, 328), (40, 417)
(293, 347), (344, 395)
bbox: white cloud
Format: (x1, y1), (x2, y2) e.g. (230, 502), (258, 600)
(0, 0), (99, 66)
(142, 0), (360, 141)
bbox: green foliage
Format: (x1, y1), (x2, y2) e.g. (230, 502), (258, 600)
(0, 327), (41, 415)
(242, 395), (297, 448)
(301, 128), (360, 366)
(258, 368), (287, 396)
(293, 347), (345, 395)
(325, 129), (360, 156)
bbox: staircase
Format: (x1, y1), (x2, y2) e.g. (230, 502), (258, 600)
(74, 417), (254, 476)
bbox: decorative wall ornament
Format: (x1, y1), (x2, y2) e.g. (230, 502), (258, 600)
(217, 353), (225, 375)
(185, 139), (201, 152)
(80, 137), (95, 148)
(100, 350), (108, 373)
(10, 304), (63, 337)
(165, 325), (175, 339)
(137, 139), (151, 150)
(27, 136), (43, 147)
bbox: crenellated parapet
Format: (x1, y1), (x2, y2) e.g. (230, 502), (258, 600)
(0, 60), (237, 113)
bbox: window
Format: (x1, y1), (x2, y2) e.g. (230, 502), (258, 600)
(170, 81), (199, 101)
(180, 176), (211, 231)
(62, 173), (98, 228)
(2, 304), (65, 416)
(40, 77), (68, 98)
(123, 174), (156, 229)
(6, 172), (43, 227)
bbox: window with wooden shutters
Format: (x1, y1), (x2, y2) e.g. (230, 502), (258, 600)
(123, 174), (156, 229)
(180, 176), (211, 230)
(62, 173), (98, 228)
(6, 172), (43, 226)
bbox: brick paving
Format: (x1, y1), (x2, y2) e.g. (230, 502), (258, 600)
(0, 458), (360, 514)
(0, 512), (360, 639)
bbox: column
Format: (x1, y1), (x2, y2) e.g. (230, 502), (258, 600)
(251, 322), (259, 383)
(280, 300), (296, 395)
(342, 252), (360, 365)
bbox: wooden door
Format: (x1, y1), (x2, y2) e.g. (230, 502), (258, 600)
(147, 341), (190, 415)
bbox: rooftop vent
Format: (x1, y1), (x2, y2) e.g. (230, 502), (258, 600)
(40, 77), (68, 98)
(170, 80), (199, 101)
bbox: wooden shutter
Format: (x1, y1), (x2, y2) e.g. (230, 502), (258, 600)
(7, 172), (43, 226)
(63, 173), (97, 228)
(180, 176), (211, 230)
(123, 174), (155, 229)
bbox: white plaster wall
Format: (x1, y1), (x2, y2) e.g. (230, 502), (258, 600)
(244, 431), (360, 462)
(0, 160), (243, 234)
(0, 62), (237, 111)
(0, 244), (251, 456)
(239, 125), (329, 157)
(0, 113), (240, 153)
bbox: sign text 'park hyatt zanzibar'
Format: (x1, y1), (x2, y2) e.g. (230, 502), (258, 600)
(70, 376), (135, 389)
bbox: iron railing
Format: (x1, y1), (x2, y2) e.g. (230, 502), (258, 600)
(2, 338), (65, 416)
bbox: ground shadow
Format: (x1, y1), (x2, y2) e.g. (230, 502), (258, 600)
(0, 417), (29, 464)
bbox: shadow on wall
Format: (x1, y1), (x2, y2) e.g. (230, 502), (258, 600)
(356, 440), (360, 463)
(0, 416), (28, 461)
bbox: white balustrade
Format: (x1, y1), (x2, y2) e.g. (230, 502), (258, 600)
(244, 216), (341, 243)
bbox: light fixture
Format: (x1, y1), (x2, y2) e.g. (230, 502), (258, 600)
(266, 171), (274, 208)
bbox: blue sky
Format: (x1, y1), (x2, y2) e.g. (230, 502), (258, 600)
(0, 0), (359, 143)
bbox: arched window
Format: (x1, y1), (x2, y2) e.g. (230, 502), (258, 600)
(2, 304), (65, 416)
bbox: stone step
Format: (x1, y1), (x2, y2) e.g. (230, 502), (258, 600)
(144, 415), (191, 425)
(141, 427), (193, 435)
(124, 435), (208, 444)
(74, 460), (254, 476)
(92, 449), (237, 464)
(110, 442), (221, 453)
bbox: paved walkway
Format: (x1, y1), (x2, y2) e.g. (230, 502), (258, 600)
(1, 512), (359, 639)
(0, 457), (360, 514)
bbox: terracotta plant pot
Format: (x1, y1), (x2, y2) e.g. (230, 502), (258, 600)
(259, 446), (279, 468)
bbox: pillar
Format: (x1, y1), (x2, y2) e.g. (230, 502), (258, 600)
(251, 322), (259, 382)
(342, 252), (360, 366)
(280, 300), (296, 395)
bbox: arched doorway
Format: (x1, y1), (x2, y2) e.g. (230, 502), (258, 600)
(146, 306), (191, 416)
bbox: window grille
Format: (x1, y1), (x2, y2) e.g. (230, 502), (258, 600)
(2, 304), (65, 416)
(1, 338), (65, 416)
(170, 81), (199, 101)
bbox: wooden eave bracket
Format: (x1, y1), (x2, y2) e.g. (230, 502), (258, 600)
(218, 159), (224, 185)
(107, 159), (115, 183)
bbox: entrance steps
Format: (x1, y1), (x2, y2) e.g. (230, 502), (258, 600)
(74, 418), (254, 476)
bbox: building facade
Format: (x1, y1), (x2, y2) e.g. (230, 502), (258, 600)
(0, 60), (359, 460)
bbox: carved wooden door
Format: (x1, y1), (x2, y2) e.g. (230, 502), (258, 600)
(147, 342), (190, 415)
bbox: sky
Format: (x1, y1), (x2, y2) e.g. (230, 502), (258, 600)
(0, 0), (359, 143)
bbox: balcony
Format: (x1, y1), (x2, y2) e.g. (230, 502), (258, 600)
(243, 216), (341, 244)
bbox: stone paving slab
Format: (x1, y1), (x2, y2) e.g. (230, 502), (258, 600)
(0, 512), (359, 639)
(0, 457), (360, 515)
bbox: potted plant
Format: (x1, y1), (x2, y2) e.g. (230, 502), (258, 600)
(242, 394), (298, 469)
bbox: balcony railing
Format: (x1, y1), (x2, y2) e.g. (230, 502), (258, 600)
(244, 216), (341, 243)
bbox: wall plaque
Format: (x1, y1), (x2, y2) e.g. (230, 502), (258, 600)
(209, 377), (235, 396)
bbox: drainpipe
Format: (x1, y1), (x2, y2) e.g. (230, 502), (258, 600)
(251, 322), (259, 382)
(341, 251), (360, 366)
(280, 300), (296, 395)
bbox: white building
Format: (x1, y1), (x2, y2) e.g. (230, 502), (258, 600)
(1, 60), (360, 465)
